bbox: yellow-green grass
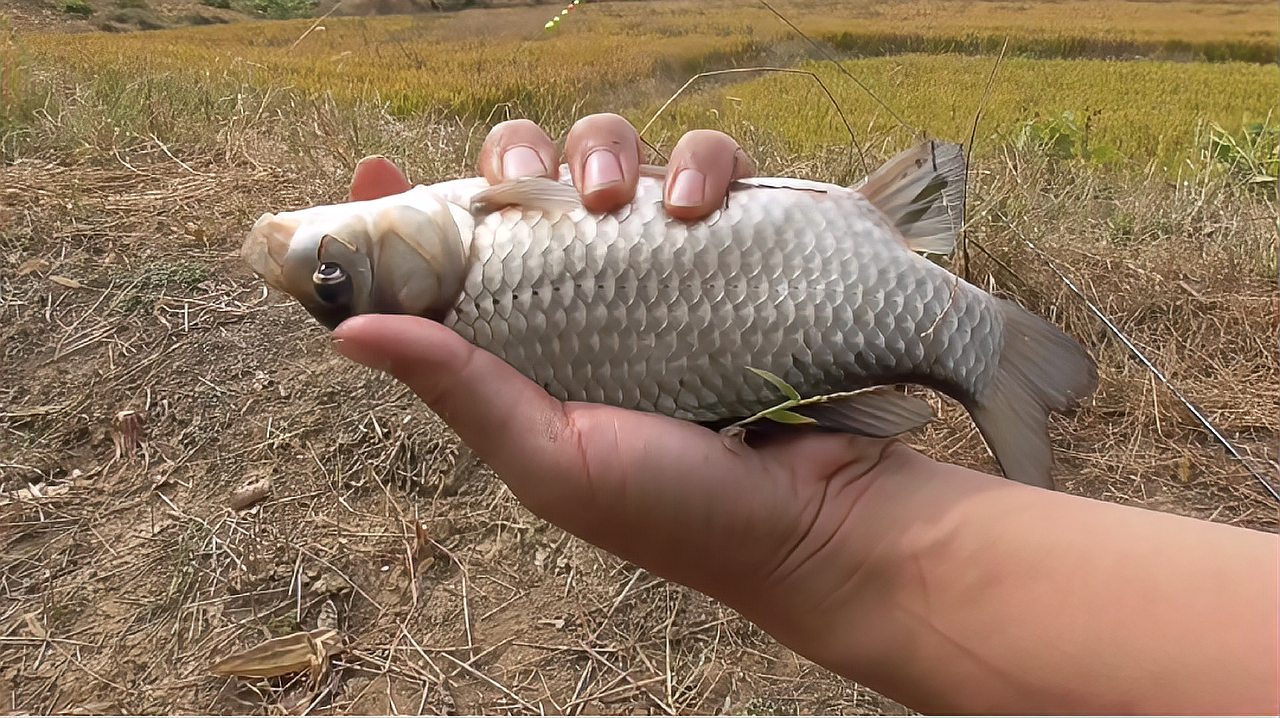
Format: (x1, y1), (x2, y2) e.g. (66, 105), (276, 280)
(641, 55), (1280, 173)
(33, 0), (1272, 59)
(10, 0), (1279, 174)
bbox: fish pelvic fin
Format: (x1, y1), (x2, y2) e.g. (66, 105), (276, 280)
(964, 298), (1099, 490)
(791, 386), (936, 438)
(854, 139), (967, 256)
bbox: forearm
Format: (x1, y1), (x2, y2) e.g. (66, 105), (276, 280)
(786, 451), (1279, 714)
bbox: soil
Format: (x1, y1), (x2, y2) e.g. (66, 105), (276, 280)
(2, 3), (1277, 713)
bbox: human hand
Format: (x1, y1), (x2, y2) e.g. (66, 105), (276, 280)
(349, 112), (755, 220)
(338, 110), (913, 657)
(331, 114), (1280, 716)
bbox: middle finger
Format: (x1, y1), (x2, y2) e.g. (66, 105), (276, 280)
(563, 113), (645, 214)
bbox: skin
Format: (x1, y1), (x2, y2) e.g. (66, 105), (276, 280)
(337, 113), (1280, 715)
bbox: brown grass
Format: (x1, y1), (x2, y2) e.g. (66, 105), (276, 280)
(2, 4), (1279, 714)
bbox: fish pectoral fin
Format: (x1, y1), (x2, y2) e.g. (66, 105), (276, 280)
(791, 386), (936, 438)
(853, 139), (967, 256)
(638, 163), (668, 180)
(469, 176), (584, 216)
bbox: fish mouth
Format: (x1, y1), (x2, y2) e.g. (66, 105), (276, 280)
(241, 212), (300, 297)
(242, 213), (374, 330)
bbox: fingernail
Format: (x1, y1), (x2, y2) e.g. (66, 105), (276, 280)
(583, 148), (623, 194)
(355, 154), (387, 167)
(668, 168), (706, 207)
(501, 146), (547, 179)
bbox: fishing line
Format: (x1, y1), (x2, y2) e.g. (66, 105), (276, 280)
(1014, 227), (1280, 504)
(959, 37), (1010, 281)
(757, 0), (915, 135)
(947, 28), (1275, 504)
(532, 0), (1277, 502)
(542, 0), (585, 31)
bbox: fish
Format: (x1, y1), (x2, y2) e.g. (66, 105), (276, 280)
(241, 139), (1098, 490)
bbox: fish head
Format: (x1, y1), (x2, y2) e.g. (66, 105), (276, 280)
(242, 197), (468, 330)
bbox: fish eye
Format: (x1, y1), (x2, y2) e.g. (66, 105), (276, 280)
(312, 261), (352, 305)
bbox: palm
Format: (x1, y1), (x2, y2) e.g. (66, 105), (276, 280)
(541, 400), (887, 603)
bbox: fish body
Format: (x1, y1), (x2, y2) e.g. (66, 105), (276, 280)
(243, 140), (1098, 488)
(452, 169), (997, 423)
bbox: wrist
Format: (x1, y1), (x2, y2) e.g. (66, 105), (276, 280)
(723, 442), (953, 685)
(744, 451), (1279, 715)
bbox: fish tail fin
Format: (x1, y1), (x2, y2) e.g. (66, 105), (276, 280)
(963, 298), (1099, 490)
(853, 139), (967, 256)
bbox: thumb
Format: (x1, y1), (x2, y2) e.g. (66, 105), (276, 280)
(331, 314), (581, 488)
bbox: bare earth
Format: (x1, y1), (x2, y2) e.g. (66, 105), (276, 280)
(2, 5), (1278, 716)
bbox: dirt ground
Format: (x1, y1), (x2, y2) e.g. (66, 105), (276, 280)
(0, 117), (936, 713)
(2, 19), (1278, 712)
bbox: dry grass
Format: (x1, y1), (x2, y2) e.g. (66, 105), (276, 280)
(3, 1), (1279, 714)
(1, 98), (927, 714)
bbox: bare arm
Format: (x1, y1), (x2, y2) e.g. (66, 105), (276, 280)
(338, 114), (1280, 715)
(757, 446), (1280, 715)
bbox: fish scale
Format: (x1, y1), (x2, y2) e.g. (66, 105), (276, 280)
(243, 139), (1099, 489)
(445, 176), (996, 423)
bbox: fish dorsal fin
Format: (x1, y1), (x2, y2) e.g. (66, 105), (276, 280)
(792, 385), (936, 438)
(469, 176), (583, 216)
(853, 139), (967, 256)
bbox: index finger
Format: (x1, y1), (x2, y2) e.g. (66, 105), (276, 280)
(477, 119), (561, 184)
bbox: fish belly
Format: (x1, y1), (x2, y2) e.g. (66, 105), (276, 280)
(443, 180), (1002, 422)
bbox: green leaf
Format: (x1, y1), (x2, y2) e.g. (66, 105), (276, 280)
(763, 409), (817, 425)
(746, 367), (800, 402)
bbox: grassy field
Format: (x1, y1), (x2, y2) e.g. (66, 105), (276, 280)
(8, 0), (1280, 169)
(2, 0), (1278, 715)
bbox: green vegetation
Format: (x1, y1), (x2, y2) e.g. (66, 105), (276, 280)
(250, 0), (316, 20)
(15, 0), (1278, 178)
(651, 55), (1278, 171)
(63, 0), (95, 16)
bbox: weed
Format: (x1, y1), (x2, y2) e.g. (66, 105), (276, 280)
(0, 16), (35, 159)
(745, 697), (789, 715)
(63, 0), (95, 16)
(1204, 117), (1280, 191)
(250, 0), (315, 20)
(266, 614), (305, 637)
(113, 261), (214, 314)
(1012, 110), (1119, 164)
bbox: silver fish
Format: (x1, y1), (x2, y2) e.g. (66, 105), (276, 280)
(242, 140), (1098, 489)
